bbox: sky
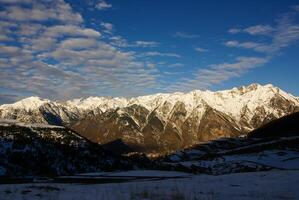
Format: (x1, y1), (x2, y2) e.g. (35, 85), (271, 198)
(0, 0), (299, 103)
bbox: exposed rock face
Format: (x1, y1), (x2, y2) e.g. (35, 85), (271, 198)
(1, 84), (299, 153)
(196, 107), (240, 141)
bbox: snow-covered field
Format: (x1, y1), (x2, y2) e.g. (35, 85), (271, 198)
(172, 149), (299, 169)
(0, 170), (298, 200)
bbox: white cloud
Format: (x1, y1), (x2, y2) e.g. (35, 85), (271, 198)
(45, 25), (101, 38)
(0, 46), (21, 55)
(0, 34), (11, 41)
(30, 37), (58, 51)
(168, 63), (183, 68)
(108, 38), (159, 48)
(223, 40), (270, 52)
(244, 25), (274, 35)
(100, 22), (113, 34)
(169, 56), (269, 91)
(228, 28), (241, 34)
(18, 24), (43, 36)
(96, 0), (112, 10)
(0, 3), (83, 24)
(173, 31), (200, 39)
(109, 36), (129, 47)
(134, 41), (159, 47)
(142, 51), (181, 58)
(228, 25), (274, 35)
(59, 38), (97, 50)
(194, 47), (209, 53)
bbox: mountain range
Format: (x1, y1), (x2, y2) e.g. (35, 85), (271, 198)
(1, 83), (299, 153)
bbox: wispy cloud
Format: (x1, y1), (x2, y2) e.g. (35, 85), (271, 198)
(100, 22), (113, 34)
(134, 41), (159, 47)
(194, 47), (209, 53)
(96, 0), (112, 10)
(223, 40), (270, 53)
(173, 31), (200, 39)
(225, 14), (299, 54)
(107, 37), (160, 48)
(141, 51), (181, 58)
(169, 56), (269, 91)
(170, 6), (299, 91)
(228, 28), (241, 34)
(228, 25), (274, 35)
(168, 63), (184, 68)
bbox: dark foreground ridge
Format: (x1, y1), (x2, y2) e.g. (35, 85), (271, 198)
(249, 112), (299, 138)
(0, 121), (151, 177)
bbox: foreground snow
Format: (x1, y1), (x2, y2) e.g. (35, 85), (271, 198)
(0, 170), (298, 200)
(78, 170), (190, 177)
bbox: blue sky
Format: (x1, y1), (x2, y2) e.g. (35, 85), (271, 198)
(0, 0), (299, 103)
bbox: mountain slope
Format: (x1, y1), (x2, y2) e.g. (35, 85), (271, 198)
(0, 120), (134, 177)
(1, 83), (299, 153)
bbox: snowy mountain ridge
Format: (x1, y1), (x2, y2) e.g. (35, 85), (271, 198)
(1, 83), (299, 152)
(1, 83), (298, 122)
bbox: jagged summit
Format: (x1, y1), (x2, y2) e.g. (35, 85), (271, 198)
(66, 96), (128, 112)
(1, 83), (295, 112)
(0, 83), (298, 122)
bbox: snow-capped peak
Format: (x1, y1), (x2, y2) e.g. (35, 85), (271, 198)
(0, 96), (50, 111)
(66, 96), (128, 112)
